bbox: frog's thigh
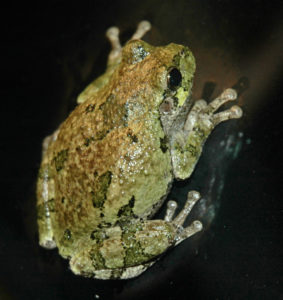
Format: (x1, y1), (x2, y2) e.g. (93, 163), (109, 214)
(69, 218), (176, 279)
(70, 192), (203, 279)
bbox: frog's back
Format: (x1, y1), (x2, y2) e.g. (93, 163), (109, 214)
(39, 44), (177, 256)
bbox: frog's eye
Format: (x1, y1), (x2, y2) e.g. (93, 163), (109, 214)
(167, 68), (182, 90)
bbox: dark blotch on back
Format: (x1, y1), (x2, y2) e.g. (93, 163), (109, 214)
(91, 171), (112, 208)
(127, 132), (138, 143)
(54, 149), (69, 172)
(160, 137), (168, 153)
(117, 196), (135, 218)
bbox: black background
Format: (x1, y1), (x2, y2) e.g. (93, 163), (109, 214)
(1, 0), (282, 299)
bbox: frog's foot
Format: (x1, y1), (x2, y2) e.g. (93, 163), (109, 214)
(106, 20), (151, 64)
(70, 191), (202, 280)
(172, 88), (243, 179)
(184, 88), (242, 133)
(165, 191), (203, 245)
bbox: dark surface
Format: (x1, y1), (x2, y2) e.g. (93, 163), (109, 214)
(1, 1), (282, 299)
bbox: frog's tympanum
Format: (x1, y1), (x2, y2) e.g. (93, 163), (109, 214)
(37, 21), (242, 279)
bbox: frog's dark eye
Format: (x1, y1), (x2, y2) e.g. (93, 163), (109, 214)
(167, 68), (182, 90)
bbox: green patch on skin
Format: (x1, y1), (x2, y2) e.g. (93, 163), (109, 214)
(124, 239), (149, 267)
(91, 171), (112, 208)
(121, 221), (153, 267)
(175, 87), (187, 106)
(54, 149), (69, 172)
(90, 245), (106, 269)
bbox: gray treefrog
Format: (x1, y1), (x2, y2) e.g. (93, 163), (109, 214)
(37, 21), (242, 279)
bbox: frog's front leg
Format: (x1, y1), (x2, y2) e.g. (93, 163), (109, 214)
(69, 191), (202, 280)
(172, 88), (243, 179)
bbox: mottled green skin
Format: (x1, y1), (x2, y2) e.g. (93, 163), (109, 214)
(37, 39), (197, 279)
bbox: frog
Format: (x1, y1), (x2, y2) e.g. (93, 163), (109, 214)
(36, 20), (242, 280)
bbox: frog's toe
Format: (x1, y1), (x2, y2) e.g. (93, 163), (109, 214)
(106, 26), (122, 62)
(164, 200), (177, 222)
(130, 20), (151, 40)
(176, 220), (203, 245)
(204, 88), (238, 113)
(212, 104), (243, 126)
(169, 191), (203, 245)
(172, 191), (201, 227)
(185, 88), (242, 134)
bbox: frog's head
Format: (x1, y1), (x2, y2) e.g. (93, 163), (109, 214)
(156, 43), (196, 134)
(120, 40), (195, 132)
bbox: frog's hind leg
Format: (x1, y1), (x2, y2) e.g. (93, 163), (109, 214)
(106, 20), (151, 65)
(70, 191), (202, 280)
(36, 132), (58, 249)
